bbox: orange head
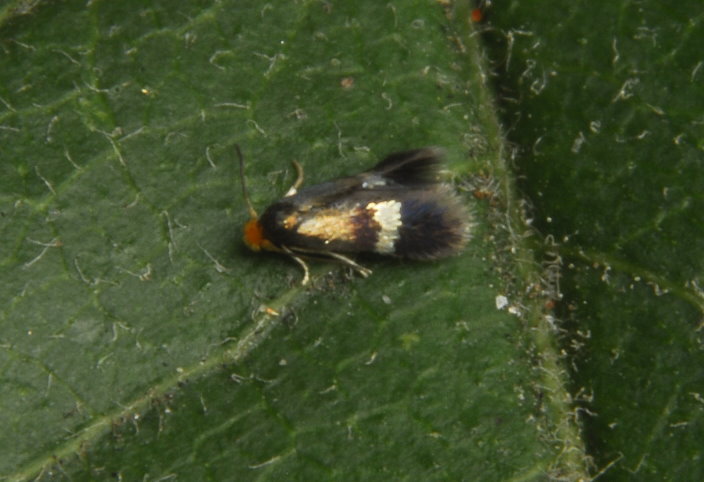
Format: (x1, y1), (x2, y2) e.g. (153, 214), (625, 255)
(246, 217), (279, 251)
(243, 218), (264, 251)
(238, 145), (276, 252)
(243, 218), (278, 252)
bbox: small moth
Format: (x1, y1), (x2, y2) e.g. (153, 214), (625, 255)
(238, 146), (469, 285)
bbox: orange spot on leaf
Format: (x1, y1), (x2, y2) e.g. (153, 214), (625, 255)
(470, 8), (483, 23)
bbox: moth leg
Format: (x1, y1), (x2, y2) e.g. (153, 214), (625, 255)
(283, 160), (304, 197)
(282, 245), (311, 285)
(325, 252), (372, 278)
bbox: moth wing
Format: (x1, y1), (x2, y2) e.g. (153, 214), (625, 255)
(368, 147), (445, 186)
(303, 186), (470, 260)
(390, 187), (470, 260)
(288, 147), (445, 209)
(286, 175), (366, 209)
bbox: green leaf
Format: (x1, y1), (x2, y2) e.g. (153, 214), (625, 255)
(484, 1), (704, 479)
(1, 1), (587, 480)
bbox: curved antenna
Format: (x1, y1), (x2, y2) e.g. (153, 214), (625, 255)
(236, 144), (258, 219)
(284, 160), (305, 197)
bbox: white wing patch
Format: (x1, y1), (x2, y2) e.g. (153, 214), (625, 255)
(367, 201), (402, 253)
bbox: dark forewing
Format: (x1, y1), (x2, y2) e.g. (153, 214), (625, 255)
(368, 147), (444, 186)
(392, 188), (469, 259)
(259, 147), (469, 259)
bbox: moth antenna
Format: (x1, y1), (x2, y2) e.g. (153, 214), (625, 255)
(284, 160), (305, 197)
(236, 144), (258, 219)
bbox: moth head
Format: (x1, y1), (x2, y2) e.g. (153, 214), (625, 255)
(243, 218), (264, 251)
(238, 145), (262, 251)
(237, 145), (279, 253)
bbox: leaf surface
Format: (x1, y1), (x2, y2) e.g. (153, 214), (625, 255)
(0, 1), (586, 480)
(484, 1), (704, 479)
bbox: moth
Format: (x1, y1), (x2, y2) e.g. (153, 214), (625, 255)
(238, 146), (469, 285)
